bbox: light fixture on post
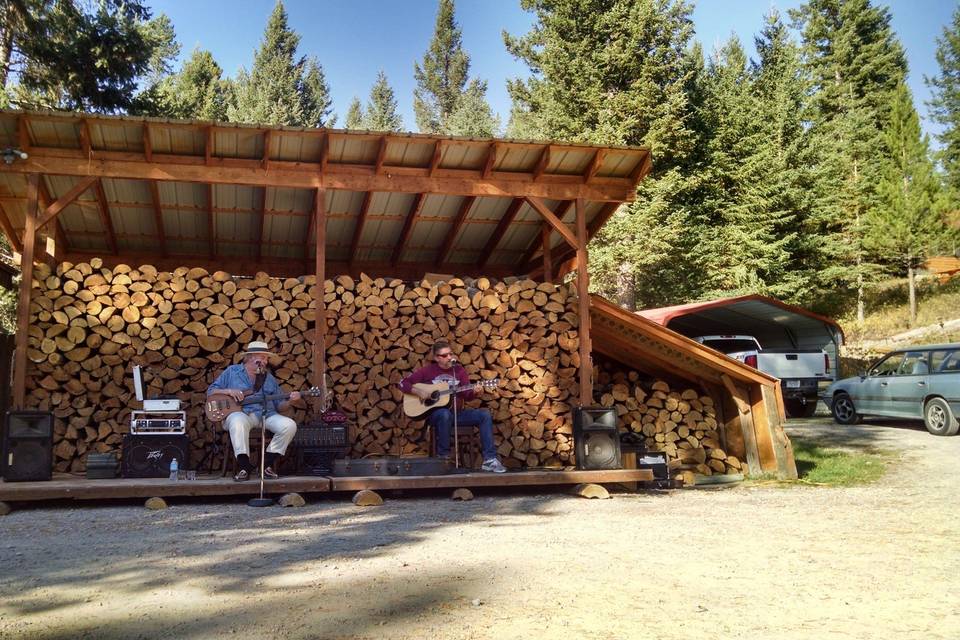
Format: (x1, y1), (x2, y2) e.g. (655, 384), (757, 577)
(1, 147), (28, 164)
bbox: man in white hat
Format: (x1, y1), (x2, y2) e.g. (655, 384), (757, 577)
(207, 341), (302, 481)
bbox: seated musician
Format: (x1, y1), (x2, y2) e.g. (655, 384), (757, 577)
(399, 340), (506, 473)
(207, 341), (302, 481)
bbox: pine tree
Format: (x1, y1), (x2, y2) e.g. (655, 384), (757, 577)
(505, 0), (708, 308)
(792, 0), (908, 321)
(413, 0), (470, 133)
(867, 83), (944, 324)
(445, 79), (500, 137)
(926, 5), (960, 205)
(345, 97), (365, 129)
(229, 1), (334, 127)
(134, 48), (228, 121)
(1, 1), (178, 112)
(363, 71), (403, 132)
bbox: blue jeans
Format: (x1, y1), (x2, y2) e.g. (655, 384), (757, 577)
(427, 407), (497, 461)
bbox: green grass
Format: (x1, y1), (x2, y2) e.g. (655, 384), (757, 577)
(789, 437), (891, 486)
(840, 276), (960, 344)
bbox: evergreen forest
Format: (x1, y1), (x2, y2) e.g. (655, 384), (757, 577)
(1, 0), (958, 325)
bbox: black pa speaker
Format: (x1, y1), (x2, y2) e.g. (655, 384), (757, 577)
(121, 434), (189, 478)
(573, 406), (621, 470)
(2, 411), (53, 482)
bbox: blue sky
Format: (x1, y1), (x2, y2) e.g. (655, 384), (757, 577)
(148, 0), (956, 139)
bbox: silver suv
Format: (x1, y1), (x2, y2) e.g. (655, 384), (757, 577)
(825, 343), (960, 436)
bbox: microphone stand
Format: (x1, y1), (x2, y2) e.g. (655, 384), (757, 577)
(449, 359), (470, 475)
(248, 364), (274, 508)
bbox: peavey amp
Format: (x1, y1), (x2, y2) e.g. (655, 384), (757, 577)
(130, 411), (186, 435)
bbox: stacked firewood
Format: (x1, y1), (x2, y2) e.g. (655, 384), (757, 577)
(595, 362), (743, 482)
(24, 259), (584, 472)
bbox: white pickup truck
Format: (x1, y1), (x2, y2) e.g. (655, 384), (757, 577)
(694, 335), (833, 418)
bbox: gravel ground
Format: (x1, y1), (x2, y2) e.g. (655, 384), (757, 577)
(1, 416), (958, 640)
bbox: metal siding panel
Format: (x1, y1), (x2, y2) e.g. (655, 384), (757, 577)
(551, 148), (592, 175)
(0, 114), (17, 147)
(215, 129), (262, 159)
(165, 126), (206, 156)
(599, 152), (642, 178)
(333, 136), (378, 164)
(0, 173), (23, 198)
(92, 121), (143, 152)
(27, 119), (79, 149)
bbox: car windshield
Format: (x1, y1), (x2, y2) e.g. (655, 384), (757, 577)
(701, 339), (758, 354)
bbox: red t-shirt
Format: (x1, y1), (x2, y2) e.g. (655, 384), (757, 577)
(399, 362), (475, 409)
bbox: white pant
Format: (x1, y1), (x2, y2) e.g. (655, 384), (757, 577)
(224, 412), (297, 457)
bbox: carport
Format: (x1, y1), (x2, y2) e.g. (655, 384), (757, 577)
(637, 295), (845, 379)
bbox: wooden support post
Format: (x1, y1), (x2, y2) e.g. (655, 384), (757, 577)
(575, 198), (592, 406)
(12, 174), (39, 409)
(720, 374), (761, 475)
(313, 188), (327, 390)
(541, 224), (553, 283)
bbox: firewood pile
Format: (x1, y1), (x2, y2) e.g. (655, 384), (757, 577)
(595, 361), (743, 483)
(24, 259), (585, 472)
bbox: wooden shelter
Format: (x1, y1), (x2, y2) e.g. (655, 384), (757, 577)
(0, 110), (794, 495)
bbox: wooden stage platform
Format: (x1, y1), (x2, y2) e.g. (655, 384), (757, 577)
(0, 469), (655, 504)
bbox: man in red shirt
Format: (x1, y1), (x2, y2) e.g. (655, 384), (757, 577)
(399, 340), (506, 472)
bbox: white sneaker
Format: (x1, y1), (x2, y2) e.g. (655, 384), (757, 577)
(481, 458), (507, 473)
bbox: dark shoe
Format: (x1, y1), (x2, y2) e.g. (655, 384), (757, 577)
(263, 466), (279, 480)
(233, 469), (249, 482)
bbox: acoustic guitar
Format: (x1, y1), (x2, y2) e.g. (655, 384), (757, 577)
(402, 378), (500, 418)
(205, 386), (323, 422)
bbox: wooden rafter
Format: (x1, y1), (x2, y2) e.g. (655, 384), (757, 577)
(147, 180), (168, 257)
(482, 142), (498, 178)
(36, 179), (69, 257)
(143, 123), (153, 162)
(17, 114), (31, 152)
(526, 196), (577, 248)
(348, 191), (374, 265)
(207, 183), (216, 258)
(429, 140), (444, 176)
(254, 186), (267, 262)
(584, 149), (607, 182)
(533, 145), (551, 181)
(477, 197), (523, 269)
(319, 132), (329, 173)
(629, 149), (653, 182)
(374, 136), (388, 174)
(435, 195), (475, 266)
(92, 179), (118, 254)
(530, 201), (621, 273)
(392, 193), (426, 265)
(79, 118), (92, 157)
(204, 126), (213, 165)
(261, 130), (271, 169)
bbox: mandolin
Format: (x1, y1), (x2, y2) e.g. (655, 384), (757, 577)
(402, 378), (500, 418)
(205, 386), (323, 422)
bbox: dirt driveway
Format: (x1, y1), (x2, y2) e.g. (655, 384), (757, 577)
(1, 416), (958, 640)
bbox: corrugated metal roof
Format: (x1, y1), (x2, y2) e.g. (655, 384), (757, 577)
(0, 109), (651, 278)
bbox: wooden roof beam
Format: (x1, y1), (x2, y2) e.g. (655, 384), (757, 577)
(92, 179), (118, 254)
(530, 202), (621, 274)
(36, 179), (69, 257)
(2, 152), (636, 202)
(147, 180), (168, 257)
(348, 191), (374, 266)
(518, 200), (572, 267)
(584, 149), (607, 182)
(143, 123), (153, 162)
(435, 195), (475, 266)
(17, 114), (31, 153)
(375, 136), (388, 174)
(79, 118), (92, 158)
(205, 126), (213, 165)
(477, 197), (524, 270)
(533, 145), (551, 181)
(392, 193), (426, 265)
(254, 186), (267, 262)
(429, 140), (444, 176)
(261, 130), (271, 169)
(207, 183), (216, 258)
(482, 143), (498, 178)
(526, 196), (577, 249)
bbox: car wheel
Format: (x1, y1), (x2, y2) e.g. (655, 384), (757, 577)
(831, 393), (860, 425)
(785, 399), (818, 419)
(923, 397), (960, 436)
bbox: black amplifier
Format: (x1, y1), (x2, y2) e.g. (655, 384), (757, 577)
(293, 423), (348, 449)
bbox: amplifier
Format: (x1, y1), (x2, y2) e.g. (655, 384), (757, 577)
(130, 410), (186, 435)
(293, 423), (348, 449)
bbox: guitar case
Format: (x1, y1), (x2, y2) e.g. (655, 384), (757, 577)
(333, 456), (453, 477)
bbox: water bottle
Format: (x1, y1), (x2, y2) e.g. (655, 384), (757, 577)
(169, 457), (179, 481)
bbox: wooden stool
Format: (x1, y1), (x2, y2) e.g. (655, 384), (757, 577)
(426, 424), (479, 469)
